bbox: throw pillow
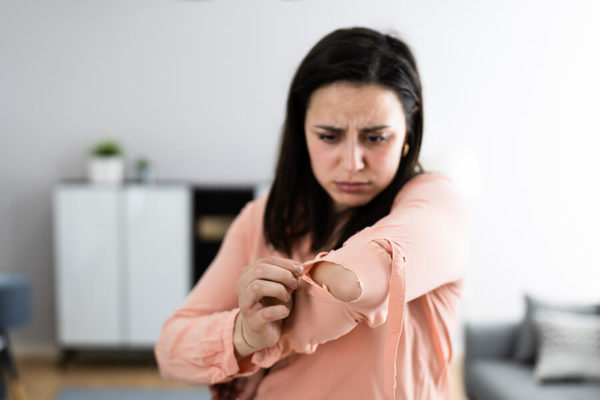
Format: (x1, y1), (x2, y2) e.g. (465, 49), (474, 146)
(512, 294), (599, 363)
(533, 309), (600, 382)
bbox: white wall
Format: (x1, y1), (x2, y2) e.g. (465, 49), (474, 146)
(1, 0), (599, 349)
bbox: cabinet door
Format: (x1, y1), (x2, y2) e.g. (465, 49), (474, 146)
(125, 186), (191, 346)
(53, 187), (123, 345)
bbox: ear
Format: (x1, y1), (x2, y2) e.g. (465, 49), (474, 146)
(402, 143), (410, 157)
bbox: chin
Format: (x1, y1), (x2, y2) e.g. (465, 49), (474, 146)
(333, 194), (372, 209)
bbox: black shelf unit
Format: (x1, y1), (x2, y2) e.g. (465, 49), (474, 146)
(192, 186), (255, 285)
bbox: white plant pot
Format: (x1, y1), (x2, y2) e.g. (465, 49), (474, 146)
(88, 157), (124, 184)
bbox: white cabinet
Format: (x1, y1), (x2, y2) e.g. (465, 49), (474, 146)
(53, 184), (191, 348)
(54, 188), (122, 345)
(124, 186), (190, 345)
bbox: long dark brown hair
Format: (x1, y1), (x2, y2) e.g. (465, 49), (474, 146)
(264, 27), (426, 257)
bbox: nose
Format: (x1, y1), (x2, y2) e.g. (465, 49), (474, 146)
(342, 139), (365, 173)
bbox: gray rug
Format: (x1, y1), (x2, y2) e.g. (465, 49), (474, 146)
(54, 387), (211, 400)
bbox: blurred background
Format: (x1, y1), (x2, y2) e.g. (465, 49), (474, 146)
(1, 0), (599, 399)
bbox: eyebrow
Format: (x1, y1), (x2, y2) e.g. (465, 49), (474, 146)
(314, 124), (391, 133)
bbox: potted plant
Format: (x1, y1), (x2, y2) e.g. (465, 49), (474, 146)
(87, 140), (125, 184)
(136, 157), (154, 183)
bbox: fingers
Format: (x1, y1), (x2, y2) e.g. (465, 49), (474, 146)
(261, 294), (293, 310)
(236, 257), (303, 297)
(264, 256), (304, 276)
(243, 303), (290, 332)
(252, 263), (298, 290)
(236, 256), (303, 328)
(240, 280), (291, 309)
(255, 304), (291, 324)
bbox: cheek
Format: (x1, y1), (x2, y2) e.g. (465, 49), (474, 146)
(371, 148), (401, 180)
(308, 143), (337, 174)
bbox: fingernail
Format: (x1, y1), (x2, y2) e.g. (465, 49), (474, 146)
(285, 292), (291, 301)
(296, 264), (303, 274)
(291, 277), (298, 288)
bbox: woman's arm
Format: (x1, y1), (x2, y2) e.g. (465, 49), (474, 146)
(154, 202), (263, 385)
(309, 174), (469, 307)
(252, 173), (470, 364)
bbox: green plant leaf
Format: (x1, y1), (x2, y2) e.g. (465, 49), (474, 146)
(91, 140), (123, 157)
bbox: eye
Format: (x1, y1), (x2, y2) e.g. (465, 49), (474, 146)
(366, 135), (387, 144)
(318, 134), (338, 143)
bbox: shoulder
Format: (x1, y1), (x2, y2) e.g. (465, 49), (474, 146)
(243, 193), (269, 222)
(392, 172), (466, 211)
(221, 194), (269, 255)
(231, 193), (269, 234)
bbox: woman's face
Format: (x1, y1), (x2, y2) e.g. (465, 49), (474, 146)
(304, 82), (407, 213)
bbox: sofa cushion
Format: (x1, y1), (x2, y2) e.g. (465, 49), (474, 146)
(512, 294), (600, 363)
(533, 310), (600, 382)
(466, 359), (600, 400)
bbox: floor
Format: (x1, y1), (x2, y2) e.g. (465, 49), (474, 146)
(13, 351), (467, 400)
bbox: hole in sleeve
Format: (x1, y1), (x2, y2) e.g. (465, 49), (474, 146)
(308, 261), (363, 303)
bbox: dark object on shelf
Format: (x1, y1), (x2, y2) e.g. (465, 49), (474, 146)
(192, 187), (255, 285)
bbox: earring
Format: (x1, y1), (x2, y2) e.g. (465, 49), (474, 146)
(402, 144), (410, 157)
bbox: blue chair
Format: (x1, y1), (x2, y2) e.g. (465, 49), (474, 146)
(0, 272), (32, 400)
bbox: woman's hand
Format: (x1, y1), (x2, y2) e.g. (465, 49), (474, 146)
(234, 256), (303, 359)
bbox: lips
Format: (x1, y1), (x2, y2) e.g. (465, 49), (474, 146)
(335, 181), (369, 193)
(336, 181), (369, 185)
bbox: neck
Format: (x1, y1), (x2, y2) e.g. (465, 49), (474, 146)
(323, 208), (354, 249)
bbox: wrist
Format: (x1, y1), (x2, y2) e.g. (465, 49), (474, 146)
(233, 312), (260, 360)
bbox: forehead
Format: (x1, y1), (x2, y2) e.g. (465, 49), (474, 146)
(305, 82), (405, 123)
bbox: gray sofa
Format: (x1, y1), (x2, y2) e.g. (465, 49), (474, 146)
(463, 322), (600, 400)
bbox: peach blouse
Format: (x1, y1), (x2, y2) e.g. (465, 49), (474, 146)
(154, 172), (470, 399)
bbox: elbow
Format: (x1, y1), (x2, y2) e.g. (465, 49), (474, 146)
(309, 261), (362, 302)
(331, 279), (362, 302)
(154, 342), (213, 385)
(154, 327), (192, 384)
(153, 318), (230, 386)
(154, 339), (175, 381)
(154, 351), (172, 382)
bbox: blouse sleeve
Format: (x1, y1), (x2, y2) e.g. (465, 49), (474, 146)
(154, 201), (264, 385)
(250, 174), (470, 377)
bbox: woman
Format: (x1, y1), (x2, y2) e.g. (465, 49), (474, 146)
(155, 27), (469, 400)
